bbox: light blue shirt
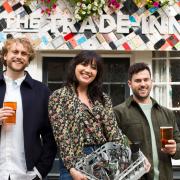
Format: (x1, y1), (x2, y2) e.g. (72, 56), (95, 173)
(0, 74), (40, 180)
(139, 102), (159, 180)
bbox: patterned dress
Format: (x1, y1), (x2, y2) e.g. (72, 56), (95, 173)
(49, 85), (128, 170)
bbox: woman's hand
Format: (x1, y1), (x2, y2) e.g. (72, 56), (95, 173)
(0, 107), (15, 125)
(70, 168), (87, 180)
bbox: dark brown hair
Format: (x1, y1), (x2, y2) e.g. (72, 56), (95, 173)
(66, 50), (105, 105)
(128, 62), (151, 80)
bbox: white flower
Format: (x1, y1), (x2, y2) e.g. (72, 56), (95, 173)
(160, 0), (169, 3)
(76, 2), (81, 6)
(75, 14), (81, 21)
(81, 11), (86, 15)
(82, 4), (87, 10)
(73, 0), (107, 21)
(92, 6), (97, 11)
(98, 9), (103, 15)
(75, 8), (80, 14)
(87, 4), (92, 10)
(94, 2), (98, 6)
(101, 0), (105, 4)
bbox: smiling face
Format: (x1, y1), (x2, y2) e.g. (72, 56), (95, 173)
(4, 42), (30, 74)
(128, 69), (152, 103)
(75, 60), (97, 88)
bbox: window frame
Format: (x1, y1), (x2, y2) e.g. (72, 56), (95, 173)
(152, 52), (180, 111)
(41, 51), (131, 106)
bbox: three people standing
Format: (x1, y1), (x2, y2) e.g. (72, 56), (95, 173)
(1, 37), (179, 180)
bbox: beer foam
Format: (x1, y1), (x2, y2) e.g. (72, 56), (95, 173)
(160, 126), (173, 129)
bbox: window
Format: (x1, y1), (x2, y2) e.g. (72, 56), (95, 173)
(102, 57), (130, 106)
(43, 57), (72, 92)
(152, 51), (180, 127)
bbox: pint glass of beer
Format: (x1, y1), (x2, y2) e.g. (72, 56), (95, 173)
(160, 126), (173, 148)
(3, 101), (17, 124)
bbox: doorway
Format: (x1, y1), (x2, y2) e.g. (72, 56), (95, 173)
(43, 56), (130, 106)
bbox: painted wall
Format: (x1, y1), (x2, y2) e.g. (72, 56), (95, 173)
(24, 50), (151, 81)
(0, 0), (179, 51)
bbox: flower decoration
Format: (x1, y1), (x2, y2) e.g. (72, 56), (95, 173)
(145, 0), (169, 8)
(25, 0), (57, 15)
(24, 0), (171, 19)
(73, 0), (106, 22)
(39, 0), (57, 15)
(107, 0), (121, 10)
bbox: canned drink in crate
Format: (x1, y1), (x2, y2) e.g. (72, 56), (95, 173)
(76, 142), (147, 180)
(109, 160), (119, 172)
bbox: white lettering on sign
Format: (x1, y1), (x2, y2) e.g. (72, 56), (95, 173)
(3, 13), (180, 34)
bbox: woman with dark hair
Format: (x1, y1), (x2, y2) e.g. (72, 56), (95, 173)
(48, 50), (129, 180)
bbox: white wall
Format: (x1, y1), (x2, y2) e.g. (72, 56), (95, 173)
(129, 51), (152, 95)
(26, 51), (153, 83)
(26, 51), (42, 82)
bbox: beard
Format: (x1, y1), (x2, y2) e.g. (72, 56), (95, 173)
(132, 88), (151, 102)
(6, 61), (28, 72)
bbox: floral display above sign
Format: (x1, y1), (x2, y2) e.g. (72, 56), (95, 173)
(145, 0), (170, 8)
(0, 0), (179, 51)
(24, 0), (172, 20)
(25, 0), (58, 15)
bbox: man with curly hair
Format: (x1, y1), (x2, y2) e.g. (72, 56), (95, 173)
(0, 37), (57, 180)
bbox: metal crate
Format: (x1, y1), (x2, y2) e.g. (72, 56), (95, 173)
(75, 142), (147, 180)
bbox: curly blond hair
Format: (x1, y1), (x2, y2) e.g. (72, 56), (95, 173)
(1, 37), (35, 66)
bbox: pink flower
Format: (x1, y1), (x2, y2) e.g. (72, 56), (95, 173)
(113, 2), (120, 8)
(52, 3), (57, 9)
(46, 8), (51, 15)
(153, 1), (159, 7)
(108, 0), (120, 9)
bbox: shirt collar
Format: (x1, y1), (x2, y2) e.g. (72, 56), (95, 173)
(0, 71), (34, 89)
(126, 95), (160, 108)
(4, 73), (26, 86)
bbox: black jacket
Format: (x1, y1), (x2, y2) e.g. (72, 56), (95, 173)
(0, 72), (57, 178)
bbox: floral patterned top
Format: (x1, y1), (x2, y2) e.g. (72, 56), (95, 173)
(49, 85), (128, 170)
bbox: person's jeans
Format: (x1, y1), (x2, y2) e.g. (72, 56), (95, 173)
(59, 145), (100, 180)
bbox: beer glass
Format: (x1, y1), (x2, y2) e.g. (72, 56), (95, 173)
(3, 101), (17, 124)
(160, 126), (173, 148)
